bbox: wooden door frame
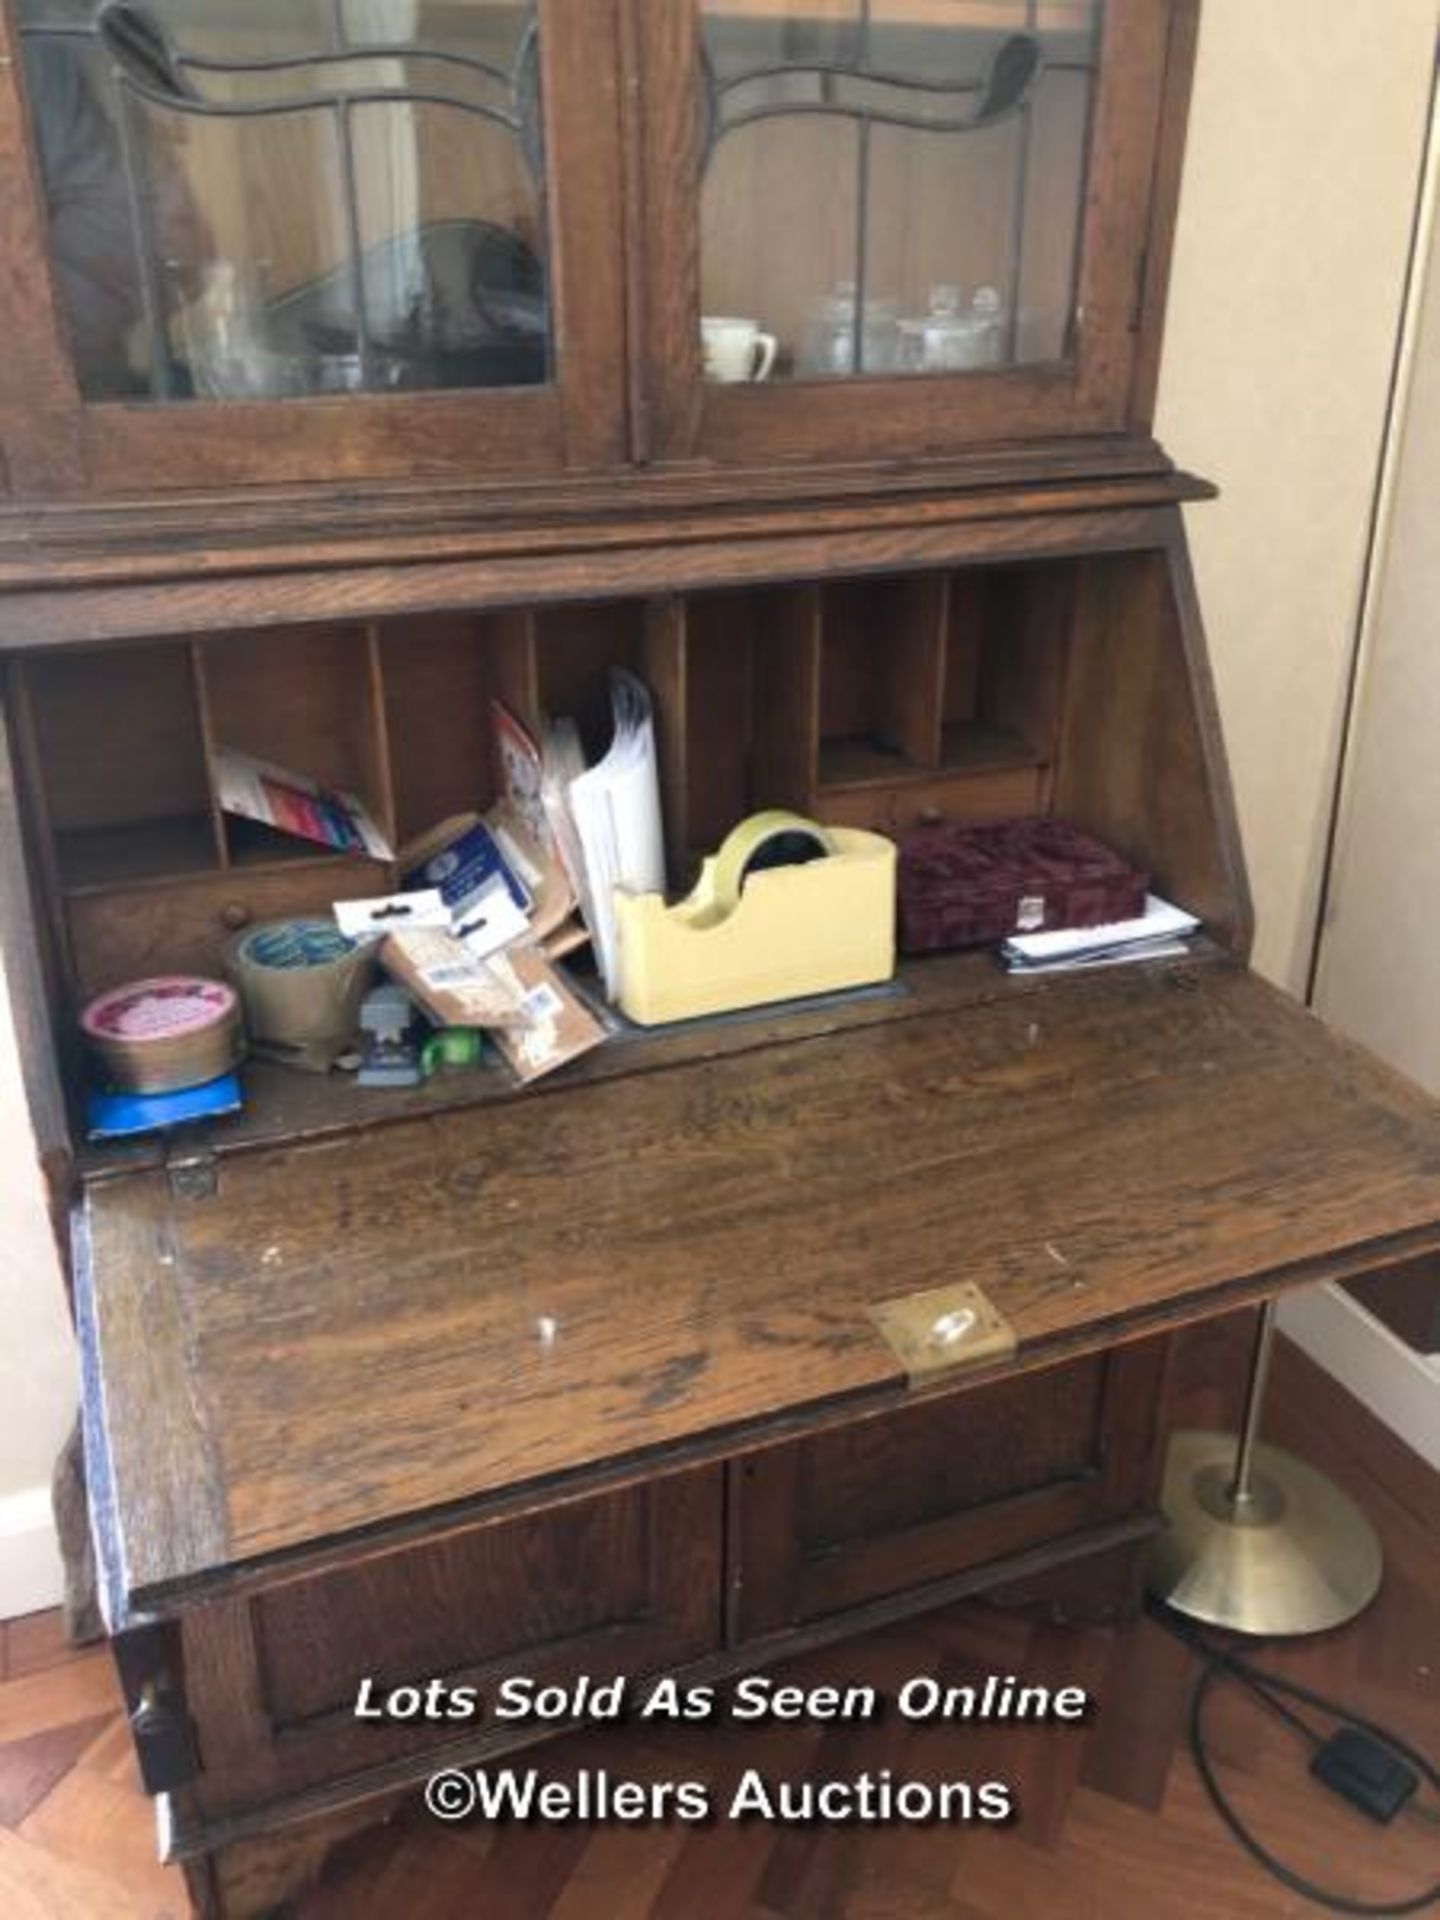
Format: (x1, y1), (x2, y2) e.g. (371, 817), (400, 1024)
(627, 0), (1181, 470)
(0, 0), (630, 499)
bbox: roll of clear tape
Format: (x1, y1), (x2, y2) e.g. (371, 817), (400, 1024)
(225, 920), (378, 1073)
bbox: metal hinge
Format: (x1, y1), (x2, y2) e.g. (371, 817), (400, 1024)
(165, 1143), (217, 1202)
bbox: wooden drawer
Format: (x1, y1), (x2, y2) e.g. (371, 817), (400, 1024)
(814, 765), (1048, 836)
(177, 1467), (723, 1820)
(730, 1341), (1168, 1641)
(67, 861), (392, 998)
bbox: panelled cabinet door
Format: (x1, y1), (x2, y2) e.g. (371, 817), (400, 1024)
(631, 0), (1177, 468)
(0, 0), (627, 497)
(173, 1468), (725, 1820)
(729, 1341), (1169, 1641)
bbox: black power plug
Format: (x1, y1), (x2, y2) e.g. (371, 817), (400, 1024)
(1311, 1727), (1420, 1826)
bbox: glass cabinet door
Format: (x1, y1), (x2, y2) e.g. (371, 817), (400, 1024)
(1, 0), (625, 493)
(635, 0), (1175, 466)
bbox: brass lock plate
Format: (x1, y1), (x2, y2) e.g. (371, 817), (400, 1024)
(868, 1281), (1018, 1382)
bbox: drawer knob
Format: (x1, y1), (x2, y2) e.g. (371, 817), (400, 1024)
(220, 901), (252, 931)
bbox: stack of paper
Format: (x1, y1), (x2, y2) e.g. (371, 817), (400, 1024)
(539, 716), (588, 904)
(1002, 894), (1200, 974)
(566, 671), (666, 998)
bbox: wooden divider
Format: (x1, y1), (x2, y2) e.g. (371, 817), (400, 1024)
(15, 641), (218, 889)
(198, 625), (395, 868)
(639, 596), (689, 881)
(750, 582), (822, 820)
(374, 614), (499, 850)
(11, 545), (1248, 1012)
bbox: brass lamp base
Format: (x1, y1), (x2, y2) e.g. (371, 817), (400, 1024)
(1152, 1428), (1383, 1637)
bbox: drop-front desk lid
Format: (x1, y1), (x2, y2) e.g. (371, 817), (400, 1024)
(77, 955), (1440, 1621)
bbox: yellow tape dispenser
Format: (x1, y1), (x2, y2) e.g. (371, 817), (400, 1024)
(614, 810), (896, 1027)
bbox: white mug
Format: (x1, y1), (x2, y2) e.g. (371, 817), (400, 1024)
(701, 316), (778, 384)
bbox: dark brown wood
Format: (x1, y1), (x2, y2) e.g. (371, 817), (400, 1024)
(375, 614), (501, 845)
(631, 0), (1174, 469)
(749, 582), (821, 817)
(1053, 533), (1254, 956)
(21, 645), (214, 878)
(0, 0), (629, 500)
(68, 946), (1100, 1187)
(146, 1504), (1160, 1912)
(0, 680), (72, 1189)
(1343, 1254), (1440, 1356)
(82, 389), (573, 494)
(1128, 0), (1204, 428)
(7, 21), (1440, 1918)
(5, 1322), (1436, 1920)
(77, 957), (1440, 1617)
(0, 500), (1187, 651)
(3, 660), (81, 1092)
(0, 0), (85, 497)
(1161, 524), (1257, 955)
(201, 1802), (385, 1920)
(639, 595), (691, 873)
(199, 626), (391, 843)
(146, 1319), (1440, 1910)
(980, 1530), (1154, 1627)
(731, 1337), (1169, 1640)
(0, 449), (1201, 595)
(175, 1467), (722, 1821)
(64, 859), (392, 1002)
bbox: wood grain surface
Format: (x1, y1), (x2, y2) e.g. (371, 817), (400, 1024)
(79, 959), (1440, 1614)
(628, 0), (1173, 466)
(5, 1325), (1439, 1920)
(0, 502), (1182, 650)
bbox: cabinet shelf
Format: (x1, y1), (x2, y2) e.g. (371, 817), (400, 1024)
(78, 944), (1208, 1183)
(819, 722), (1045, 796)
(940, 721), (1048, 776)
(817, 738), (927, 792)
(222, 818), (384, 874)
(57, 815), (221, 895)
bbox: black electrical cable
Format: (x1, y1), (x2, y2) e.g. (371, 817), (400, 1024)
(1146, 1598), (1440, 1916)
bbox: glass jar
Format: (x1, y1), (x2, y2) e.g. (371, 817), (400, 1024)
(798, 281), (902, 379)
(898, 284), (1008, 374)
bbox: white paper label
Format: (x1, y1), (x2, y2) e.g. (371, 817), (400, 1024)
(334, 889), (449, 937)
(1015, 894), (1046, 933)
(520, 982), (564, 1024)
(420, 960), (492, 990)
(454, 885), (530, 960)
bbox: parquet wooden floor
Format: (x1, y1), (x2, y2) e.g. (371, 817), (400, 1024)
(2, 1318), (1438, 1919)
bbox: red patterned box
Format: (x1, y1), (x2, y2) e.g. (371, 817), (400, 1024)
(897, 817), (1148, 954)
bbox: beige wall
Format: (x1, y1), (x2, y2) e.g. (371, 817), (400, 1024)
(0, 948), (76, 1615)
(1156, 0), (1437, 991)
(1316, 103), (1440, 1085)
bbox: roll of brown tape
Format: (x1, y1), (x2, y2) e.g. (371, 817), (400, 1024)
(80, 977), (242, 1095)
(225, 920), (377, 1073)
